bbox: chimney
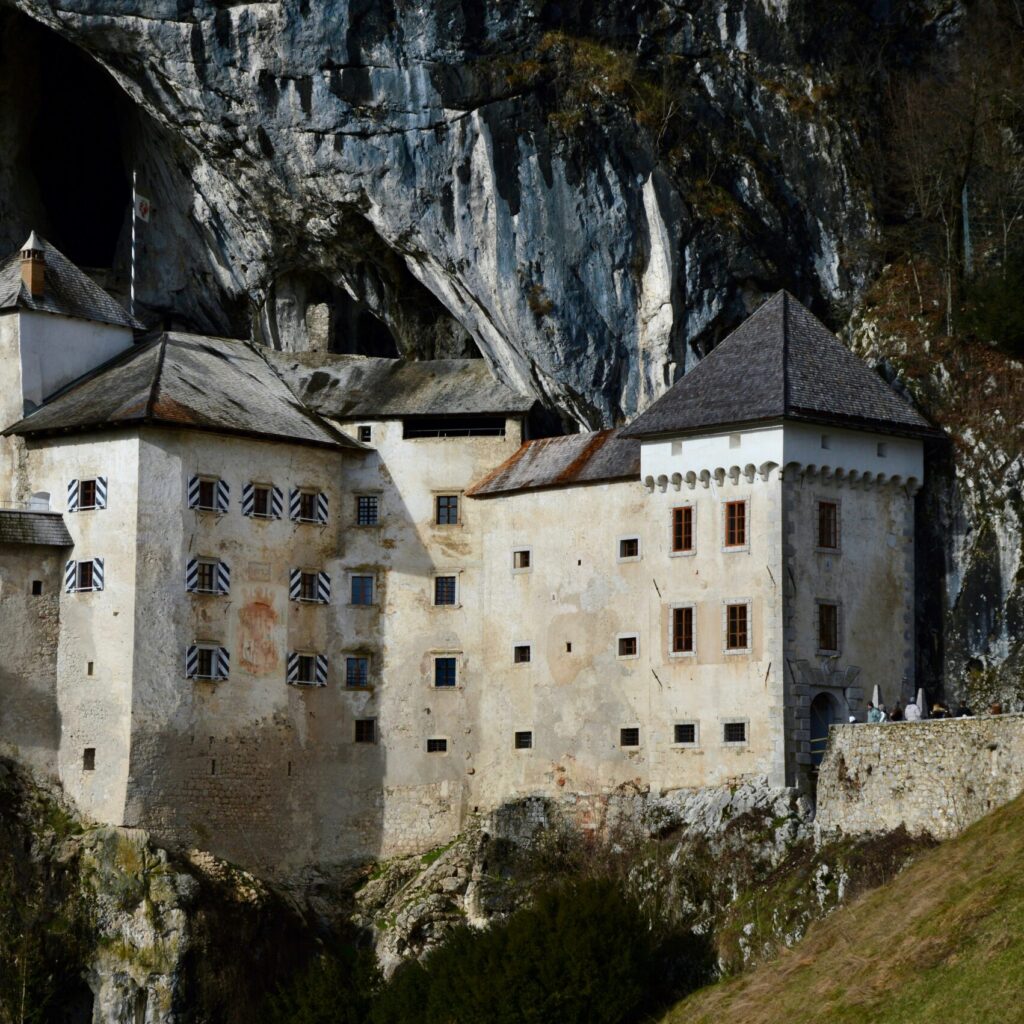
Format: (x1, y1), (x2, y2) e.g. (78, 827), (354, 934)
(20, 232), (45, 298)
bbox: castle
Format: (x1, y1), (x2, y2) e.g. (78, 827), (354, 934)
(0, 234), (939, 875)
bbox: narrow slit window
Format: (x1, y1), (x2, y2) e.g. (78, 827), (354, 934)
(672, 506), (693, 553)
(83, 747), (95, 771)
(671, 606), (694, 654)
(725, 501), (747, 548)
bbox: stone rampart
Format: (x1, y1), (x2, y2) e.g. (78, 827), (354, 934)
(815, 714), (1024, 842)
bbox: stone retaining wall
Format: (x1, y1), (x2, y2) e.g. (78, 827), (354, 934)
(815, 714), (1024, 841)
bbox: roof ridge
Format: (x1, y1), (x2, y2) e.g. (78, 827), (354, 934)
(145, 334), (170, 419)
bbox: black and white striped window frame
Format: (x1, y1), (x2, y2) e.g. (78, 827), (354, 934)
(67, 477), (107, 512)
(289, 488), (329, 525)
(187, 475), (230, 514)
(185, 644), (230, 682)
(288, 568), (331, 604)
(286, 651), (328, 687)
(64, 558), (104, 593)
(241, 482), (284, 520)
(185, 558), (231, 596)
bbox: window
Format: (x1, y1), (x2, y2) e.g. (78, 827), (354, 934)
(427, 738), (448, 753)
(358, 425), (372, 443)
(821, 434), (831, 450)
(514, 731), (533, 750)
(83, 748), (95, 771)
(672, 506), (693, 553)
(356, 495), (379, 526)
(31, 580), (42, 596)
(671, 606), (694, 655)
(512, 548), (531, 571)
(877, 442), (888, 457)
(723, 721), (747, 744)
(189, 475), (228, 514)
(729, 433), (741, 449)
(513, 644), (531, 664)
(671, 440), (683, 456)
(726, 603), (749, 651)
(65, 558), (104, 594)
(68, 477), (106, 512)
(346, 656), (370, 688)
(435, 494), (459, 525)
(674, 723), (697, 746)
(299, 572), (318, 602)
(818, 602), (839, 653)
(434, 575), (458, 606)
(404, 416), (505, 438)
(187, 558), (229, 596)
(252, 486), (271, 517)
(290, 569), (329, 604)
(86, 662), (94, 677)
(620, 727), (640, 748)
(243, 482), (281, 519)
(618, 635), (638, 658)
(618, 537), (640, 560)
(287, 652), (327, 686)
(434, 656), (458, 688)
(354, 719), (377, 744)
(724, 500), (747, 548)
(351, 575), (375, 605)
(186, 644), (229, 681)
(817, 501), (839, 550)
(290, 488), (328, 524)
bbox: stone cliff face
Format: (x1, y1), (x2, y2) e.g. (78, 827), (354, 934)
(3, 0), (1017, 700)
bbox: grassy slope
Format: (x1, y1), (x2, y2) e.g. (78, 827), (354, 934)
(664, 793), (1024, 1024)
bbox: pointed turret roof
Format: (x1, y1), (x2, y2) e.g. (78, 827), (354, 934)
(0, 233), (142, 330)
(622, 291), (938, 439)
(4, 332), (363, 451)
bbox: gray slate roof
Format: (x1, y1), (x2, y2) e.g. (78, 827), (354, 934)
(622, 291), (938, 439)
(265, 352), (535, 419)
(467, 429), (639, 497)
(0, 511), (72, 547)
(0, 234), (142, 330)
(5, 333), (361, 451)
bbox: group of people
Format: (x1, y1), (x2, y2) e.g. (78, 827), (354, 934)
(857, 699), (998, 723)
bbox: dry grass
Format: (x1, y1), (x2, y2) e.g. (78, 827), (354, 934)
(663, 794), (1024, 1024)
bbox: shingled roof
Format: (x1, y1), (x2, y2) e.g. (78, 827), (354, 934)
(0, 234), (142, 330)
(467, 429), (640, 497)
(265, 352), (535, 419)
(5, 333), (361, 451)
(0, 511), (72, 547)
(622, 291), (938, 440)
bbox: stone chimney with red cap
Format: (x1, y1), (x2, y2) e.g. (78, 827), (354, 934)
(20, 232), (45, 298)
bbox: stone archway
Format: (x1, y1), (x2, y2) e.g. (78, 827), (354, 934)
(810, 691), (842, 766)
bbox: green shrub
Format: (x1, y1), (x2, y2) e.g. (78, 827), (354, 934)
(264, 942), (380, 1024)
(371, 878), (712, 1024)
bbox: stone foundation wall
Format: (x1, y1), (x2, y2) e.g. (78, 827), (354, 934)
(815, 714), (1024, 841)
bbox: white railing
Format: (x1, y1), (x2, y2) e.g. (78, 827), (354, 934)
(0, 499), (53, 513)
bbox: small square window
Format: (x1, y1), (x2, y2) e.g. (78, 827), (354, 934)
(877, 442), (888, 457)
(513, 549), (531, 571)
(821, 434), (831, 450)
(671, 440), (683, 456)
(299, 491), (319, 521)
(434, 656), (458, 688)
(252, 485), (271, 517)
(354, 719), (376, 744)
(31, 580), (42, 596)
(725, 501), (747, 548)
(358, 425), (372, 443)
(79, 479), (97, 509)
(346, 656), (370, 688)
(514, 731), (533, 750)
(356, 495), (379, 526)
(83, 747), (96, 771)
(729, 433), (741, 449)
(435, 495), (459, 525)
(724, 721), (747, 744)
(513, 644), (531, 664)
(674, 723), (697, 746)
(427, 737), (448, 753)
(197, 479), (217, 510)
(619, 537), (640, 560)
(618, 635), (638, 658)
(351, 575), (375, 605)
(620, 727), (640, 748)
(434, 576), (458, 606)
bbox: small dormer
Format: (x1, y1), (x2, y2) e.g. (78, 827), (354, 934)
(0, 232), (139, 424)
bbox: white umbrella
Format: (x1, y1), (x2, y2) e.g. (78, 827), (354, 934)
(917, 688), (928, 718)
(872, 684), (882, 708)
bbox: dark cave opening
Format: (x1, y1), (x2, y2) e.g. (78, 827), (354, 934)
(333, 292), (400, 357)
(19, 16), (130, 267)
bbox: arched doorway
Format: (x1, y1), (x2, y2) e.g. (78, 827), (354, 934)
(810, 692), (840, 766)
